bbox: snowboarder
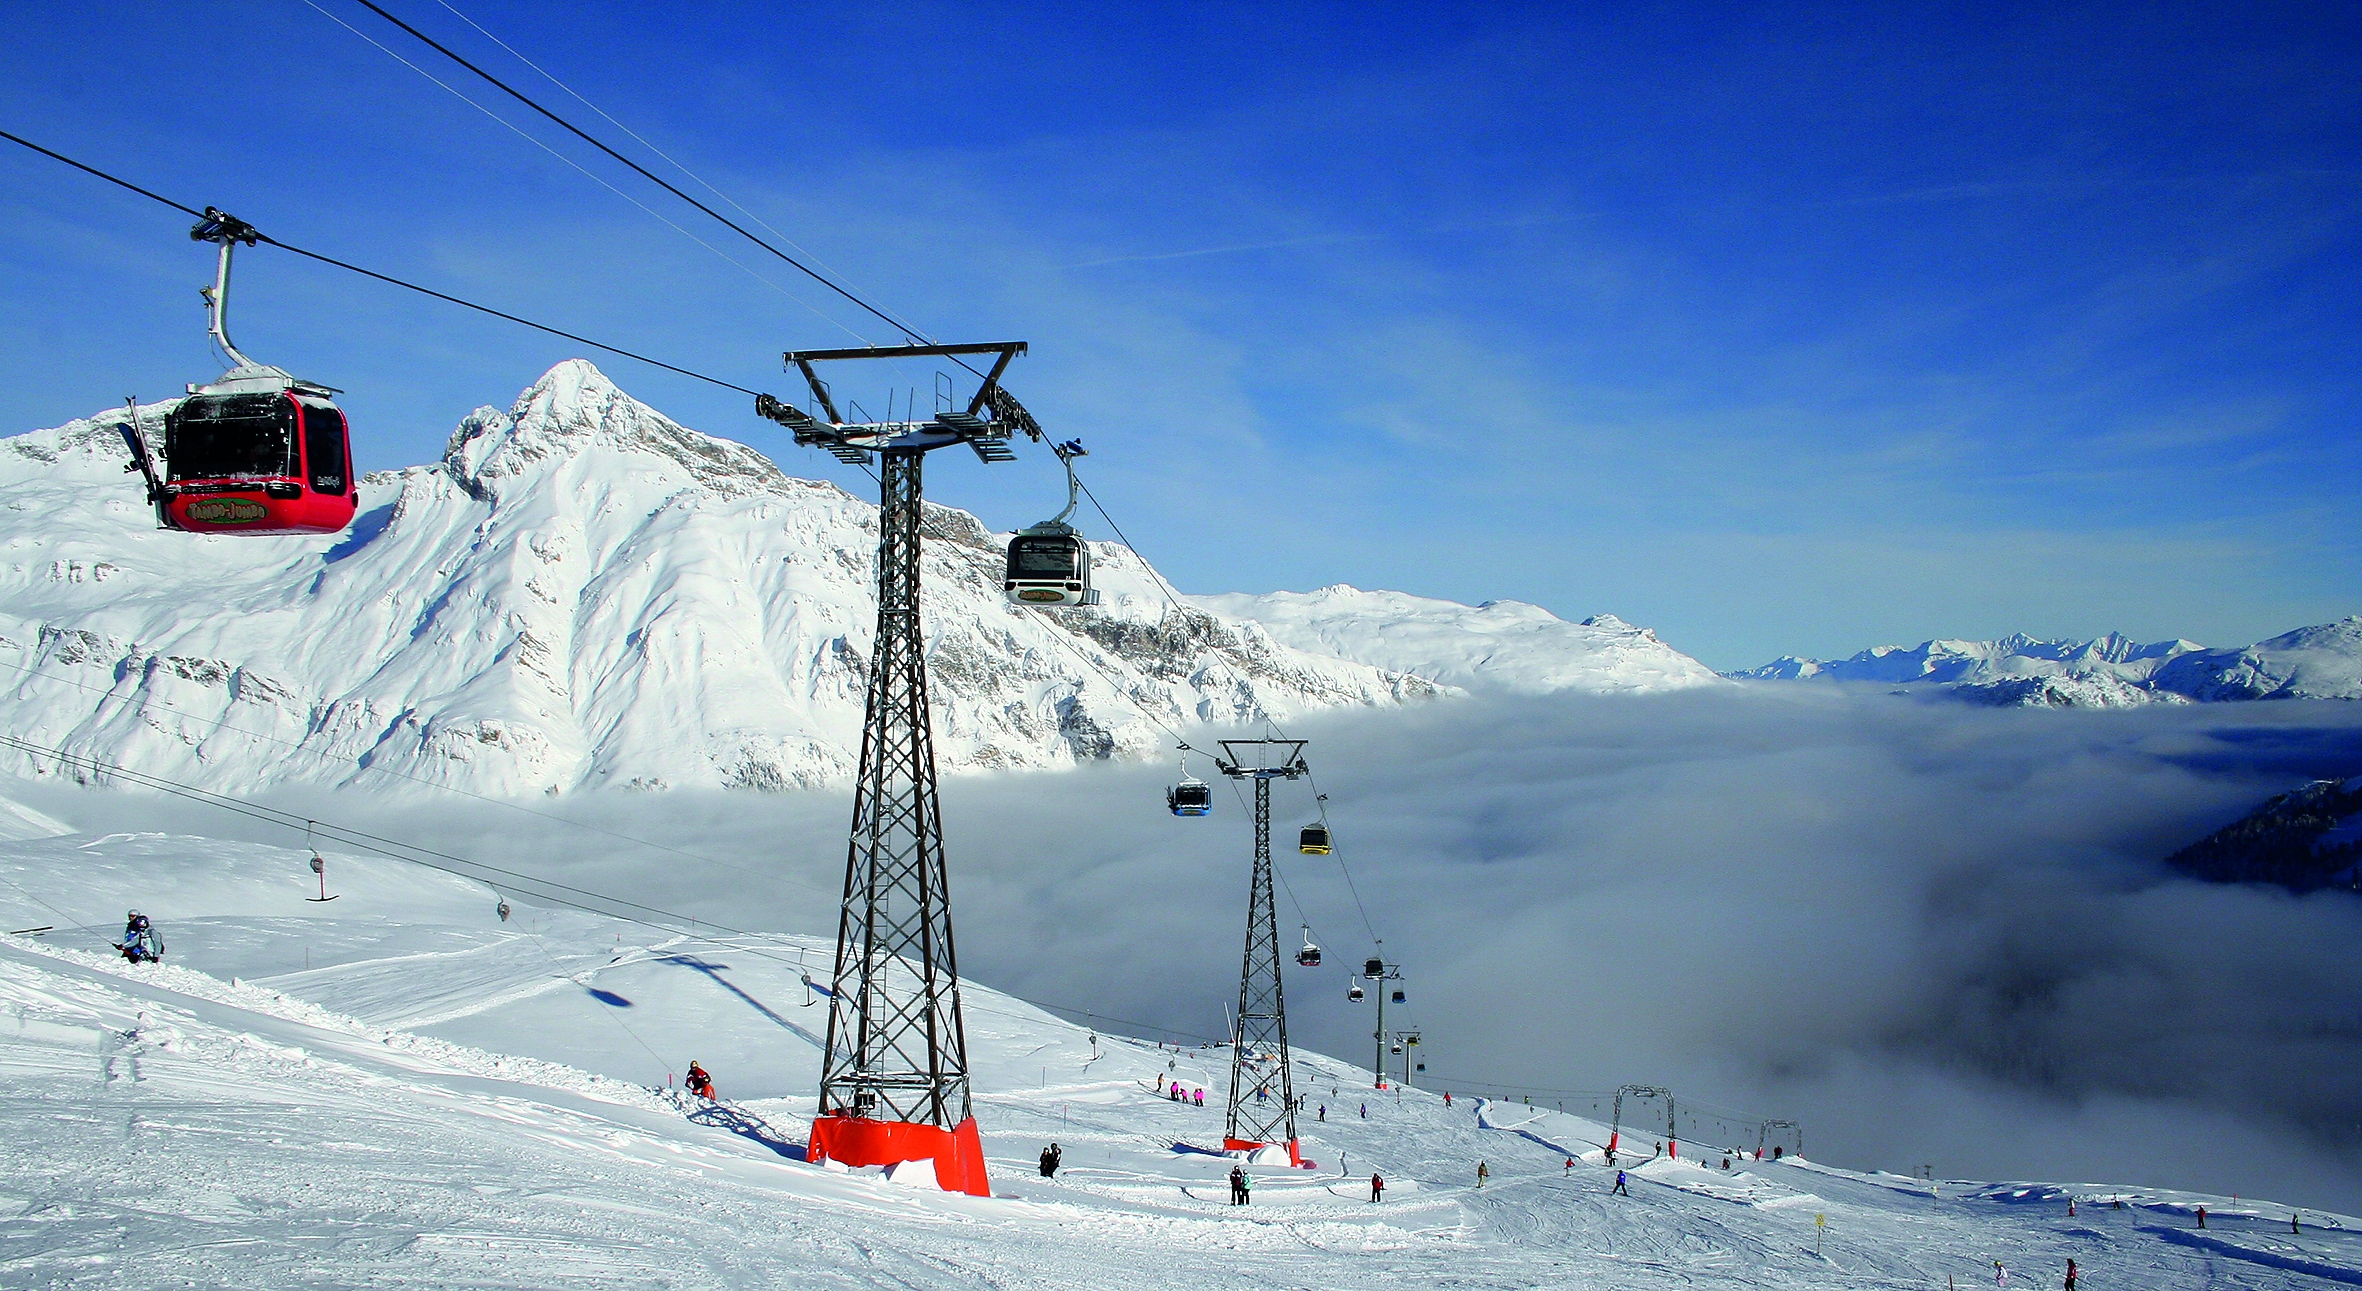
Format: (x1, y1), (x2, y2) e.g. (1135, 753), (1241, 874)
(1369, 1173), (1384, 1202)
(2067, 1198), (2075, 1217)
(1039, 1143), (1062, 1178)
(1564, 1157), (1574, 1176)
(1476, 1161), (1489, 1188)
(1318, 1104), (1326, 1122)
(683, 1061), (715, 1101)
(2293, 1212), (2303, 1234)
(1995, 1259), (2007, 1286)
(1721, 1157), (1732, 1171)
(1443, 1092), (1452, 1107)
(2196, 1205), (2207, 1229)
(1360, 1103), (1367, 1119)
(2063, 1258), (2078, 1290)
(1612, 1170), (1629, 1196)
(118, 910), (161, 963)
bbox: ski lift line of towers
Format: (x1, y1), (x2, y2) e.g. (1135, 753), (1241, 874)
(1444, 1082), (1803, 1162)
(770, 342), (1396, 1180)
(1169, 741), (1416, 1150)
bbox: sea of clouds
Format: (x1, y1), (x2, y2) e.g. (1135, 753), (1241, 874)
(27, 686), (2362, 1210)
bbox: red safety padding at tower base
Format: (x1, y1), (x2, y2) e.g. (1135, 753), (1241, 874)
(1222, 1137), (1305, 1168)
(808, 1114), (992, 1197)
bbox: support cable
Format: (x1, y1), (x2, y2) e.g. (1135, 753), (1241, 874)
(425, 0), (885, 317)
(0, 128), (760, 396)
(296, 0), (883, 352)
(348, 0), (935, 350)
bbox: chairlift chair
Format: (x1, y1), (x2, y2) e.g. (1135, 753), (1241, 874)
(1348, 979), (1365, 1002)
(1299, 823), (1332, 855)
(1004, 439), (1100, 606)
(1363, 957), (1385, 978)
(1391, 988), (1406, 1004)
(121, 209), (357, 536)
(1296, 925), (1322, 968)
(304, 851), (337, 903)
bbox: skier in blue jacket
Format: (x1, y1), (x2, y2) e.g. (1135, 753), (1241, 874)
(119, 911), (162, 963)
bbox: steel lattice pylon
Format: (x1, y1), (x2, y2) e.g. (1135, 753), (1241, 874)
(1216, 740), (1307, 1150)
(762, 340), (1036, 1193)
(817, 449), (973, 1127)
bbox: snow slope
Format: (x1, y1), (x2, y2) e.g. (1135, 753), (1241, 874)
(5, 819), (2355, 1290)
(1738, 618), (2362, 707)
(0, 362), (1439, 796)
(1191, 586), (1723, 694)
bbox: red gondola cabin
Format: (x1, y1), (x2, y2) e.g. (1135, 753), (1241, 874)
(158, 389), (356, 534)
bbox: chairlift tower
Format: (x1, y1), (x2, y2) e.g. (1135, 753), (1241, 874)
(1758, 1118), (1802, 1159)
(1363, 947), (1404, 1090)
(757, 341), (1040, 1197)
(1390, 1029), (1422, 1089)
(1212, 738), (1309, 1161)
(1608, 1084), (1674, 1159)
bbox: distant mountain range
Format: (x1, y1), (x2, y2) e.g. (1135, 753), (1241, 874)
(1733, 619), (2362, 707)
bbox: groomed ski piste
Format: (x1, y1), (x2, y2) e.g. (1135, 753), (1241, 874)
(6, 822), (2358, 1289)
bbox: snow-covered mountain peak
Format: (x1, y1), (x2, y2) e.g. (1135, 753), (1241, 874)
(1191, 585), (1720, 694)
(4, 402), (149, 468)
(444, 359), (799, 503)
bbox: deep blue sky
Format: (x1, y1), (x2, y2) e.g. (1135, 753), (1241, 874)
(1, 1), (2355, 667)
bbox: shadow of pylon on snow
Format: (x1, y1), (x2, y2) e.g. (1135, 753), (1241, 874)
(689, 1103), (807, 1162)
(655, 954), (832, 1054)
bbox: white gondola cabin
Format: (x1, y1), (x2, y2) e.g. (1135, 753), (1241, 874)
(1003, 439), (1099, 606)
